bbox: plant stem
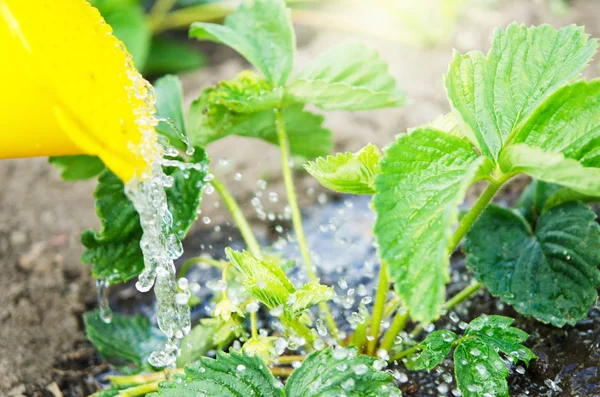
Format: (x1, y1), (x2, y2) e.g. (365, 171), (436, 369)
(178, 256), (227, 279)
(250, 305), (258, 339)
(391, 344), (421, 361)
(211, 175), (262, 257)
(147, 0), (178, 33)
(117, 381), (160, 397)
(274, 109), (339, 338)
(211, 175), (262, 341)
(409, 280), (483, 340)
(221, 263), (231, 300)
(153, 0), (326, 34)
(367, 261), (389, 356)
(271, 367), (295, 377)
(450, 177), (507, 250)
(108, 369), (183, 387)
(379, 308), (409, 353)
(445, 281), (483, 312)
(276, 355), (306, 364)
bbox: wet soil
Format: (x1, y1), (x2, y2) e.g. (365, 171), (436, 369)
(2, 0), (600, 395)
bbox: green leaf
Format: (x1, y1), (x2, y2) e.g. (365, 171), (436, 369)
(373, 127), (493, 323)
(151, 350), (284, 397)
(285, 42), (405, 110)
(406, 330), (457, 371)
(82, 150), (209, 284)
(144, 38), (206, 76)
(191, 71), (283, 115)
(500, 144), (600, 196)
(543, 188), (598, 213)
(189, 0), (294, 87)
(177, 318), (240, 367)
(189, 81), (332, 159)
(445, 24), (597, 161)
(99, 1), (151, 70)
(242, 335), (276, 363)
(510, 80), (600, 168)
(226, 248), (295, 310)
(454, 337), (509, 397)
(428, 113), (468, 140)
(289, 280), (335, 314)
(516, 180), (562, 224)
(49, 155), (105, 181)
(285, 347), (398, 397)
(84, 310), (165, 374)
(155, 75), (187, 151)
(304, 144), (382, 195)
(465, 315), (535, 365)
(465, 203), (600, 326)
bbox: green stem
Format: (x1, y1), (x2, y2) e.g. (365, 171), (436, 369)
(444, 281), (483, 312)
(211, 175), (261, 338)
(147, 0), (178, 33)
(108, 372), (168, 387)
(450, 177), (509, 250)
(211, 175), (262, 257)
(367, 261), (389, 356)
(178, 257), (227, 279)
(117, 381), (160, 397)
(379, 308), (409, 353)
(250, 306), (258, 339)
(274, 108), (339, 339)
(152, 0), (321, 34)
(391, 345), (421, 361)
(409, 280), (483, 340)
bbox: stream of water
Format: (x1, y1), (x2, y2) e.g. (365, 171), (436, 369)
(115, 46), (193, 368)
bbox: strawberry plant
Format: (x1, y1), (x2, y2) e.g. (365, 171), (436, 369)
(50, 1), (600, 396)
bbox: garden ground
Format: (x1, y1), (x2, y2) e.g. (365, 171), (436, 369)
(1, 0), (599, 394)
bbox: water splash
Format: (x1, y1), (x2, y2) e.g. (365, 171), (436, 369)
(96, 279), (113, 323)
(117, 43), (191, 367)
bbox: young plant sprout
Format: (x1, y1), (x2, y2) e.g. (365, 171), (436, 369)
(48, 1), (600, 396)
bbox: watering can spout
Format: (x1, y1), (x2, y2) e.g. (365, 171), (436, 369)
(0, 0), (157, 182)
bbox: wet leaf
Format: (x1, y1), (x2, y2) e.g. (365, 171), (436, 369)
(150, 350), (284, 397)
(82, 149), (209, 284)
(177, 318), (240, 367)
(454, 337), (509, 397)
(373, 127), (492, 323)
(464, 315), (535, 365)
(84, 310), (165, 374)
(226, 248), (295, 310)
(189, 0), (294, 87)
(465, 203), (600, 326)
(154, 75), (187, 151)
(285, 347), (398, 397)
(285, 42), (405, 110)
(305, 144), (382, 195)
(289, 280), (335, 314)
(446, 24), (597, 161)
(406, 330), (457, 371)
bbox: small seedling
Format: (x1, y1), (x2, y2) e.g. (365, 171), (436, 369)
(52, 2), (600, 396)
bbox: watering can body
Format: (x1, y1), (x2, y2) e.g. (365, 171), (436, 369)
(0, 0), (155, 181)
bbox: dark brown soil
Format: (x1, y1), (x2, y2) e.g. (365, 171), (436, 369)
(2, 0), (600, 395)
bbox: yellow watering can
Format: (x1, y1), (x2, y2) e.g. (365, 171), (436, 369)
(0, 0), (156, 181)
